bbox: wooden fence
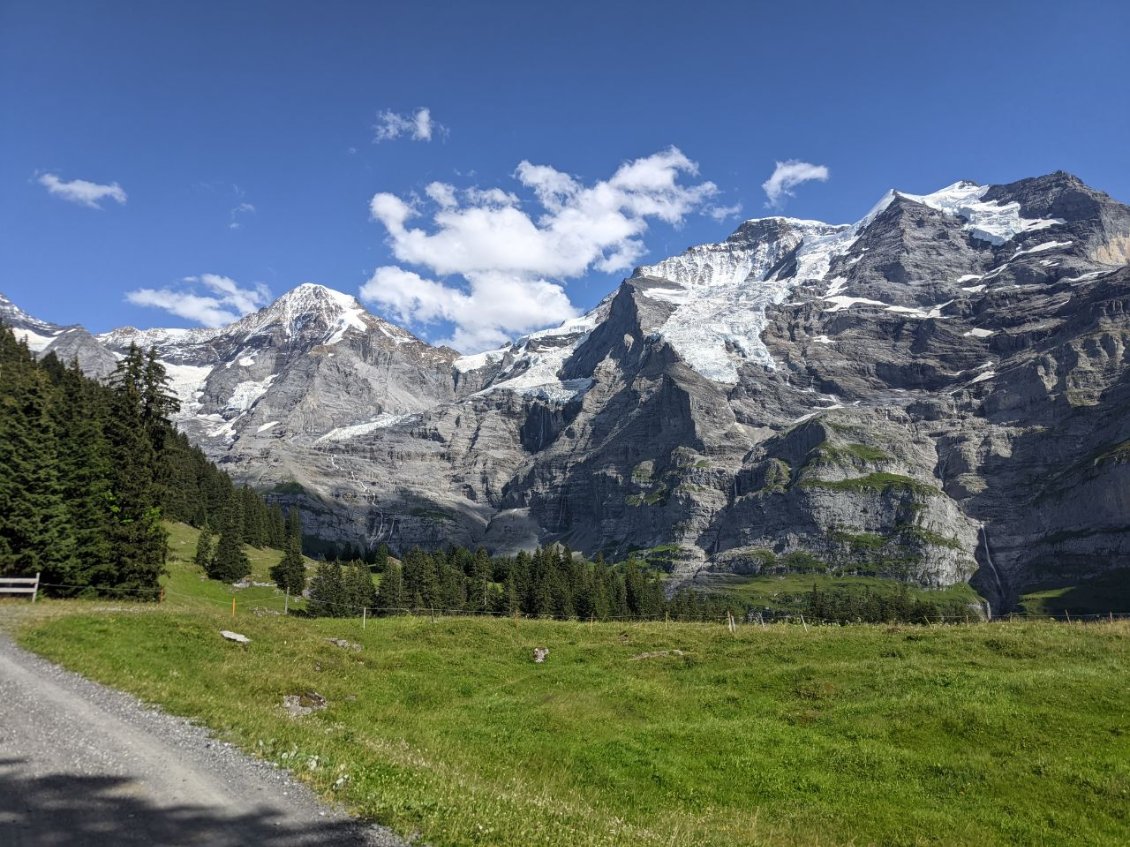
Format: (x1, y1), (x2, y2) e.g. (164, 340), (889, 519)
(0, 573), (40, 602)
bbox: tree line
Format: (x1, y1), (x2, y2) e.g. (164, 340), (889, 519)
(0, 325), (293, 599)
(804, 582), (979, 624)
(303, 543), (745, 622)
(300, 544), (984, 625)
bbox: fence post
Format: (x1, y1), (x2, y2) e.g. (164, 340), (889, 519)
(32, 572), (40, 603)
(231, 597), (236, 619)
(799, 613), (809, 633)
(285, 587), (289, 615)
(363, 607), (368, 629)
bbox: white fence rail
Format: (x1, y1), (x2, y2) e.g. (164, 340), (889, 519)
(0, 573), (40, 602)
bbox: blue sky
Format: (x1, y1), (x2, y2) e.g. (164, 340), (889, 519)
(2, 0), (1128, 350)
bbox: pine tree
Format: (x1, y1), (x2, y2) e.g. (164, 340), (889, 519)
(208, 496), (250, 583)
(344, 560), (376, 616)
(376, 561), (405, 614)
(52, 365), (116, 590)
(0, 338), (77, 583)
(467, 547), (492, 612)
(194, 525), (215, 570)
(105, 345), (167, 596)
(270, 534), (307, 595)
(307, 561), (345, 617)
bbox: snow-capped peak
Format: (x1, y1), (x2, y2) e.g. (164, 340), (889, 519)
(1, 291), (66, 351)
(230, 283), (414, 347)
(630, 215), (859, 382)
(895, 181), (1064, 245)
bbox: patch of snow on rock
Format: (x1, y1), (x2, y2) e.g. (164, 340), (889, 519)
(898, 181), (1065, 245)
(474, 305), (607, 401)
(226, 374), (277, 413)
(13, 327), (57, 352)
(316, 414), (412, 442)
(637, 219), (856, 381)
(824, 295), (888, 313)
(1011, 240), (1073, 259)
(160, 363), (213, 414)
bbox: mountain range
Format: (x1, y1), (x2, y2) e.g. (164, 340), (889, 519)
(6, 171), (1130, 613)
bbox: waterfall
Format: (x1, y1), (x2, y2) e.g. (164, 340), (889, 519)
(979, 522), (1006, 618)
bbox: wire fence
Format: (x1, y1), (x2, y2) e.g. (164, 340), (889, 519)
(22, 579), (1130, 627)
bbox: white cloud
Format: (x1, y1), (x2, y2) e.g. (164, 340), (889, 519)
(373, 107), (443, 142)
(229, 201), (256, 230)
(708, 202), (743, 222)
(361, 147), (719, 352)
(125, 274), (271, 327)
(761, 160), (829, 208)
(38, 172), (127, 209)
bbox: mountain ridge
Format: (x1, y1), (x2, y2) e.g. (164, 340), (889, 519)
(6, 170), (1130, 613)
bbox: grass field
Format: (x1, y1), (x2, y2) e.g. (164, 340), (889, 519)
(8, 524), (1130, 846)
(692, 572), (983, 615)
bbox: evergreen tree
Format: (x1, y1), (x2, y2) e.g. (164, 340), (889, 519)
(208, 496), (250, 582)
(53, 364), (115, 589)
(376, 561), (405, 614)
(270, 533), (307, 595)
(469, 546), (493, 613)
(194, 524), (215, 570)
(0, 338), (76, 583)
(344, 560), (376, 616)
(267, 503), (286, 548)
(105, 345), (167, 596)
(307, 561), (345, 617)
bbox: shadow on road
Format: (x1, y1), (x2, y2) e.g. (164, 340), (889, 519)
(0, 757), (377, 846)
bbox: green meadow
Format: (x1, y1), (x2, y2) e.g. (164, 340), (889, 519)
(8, 523), (1129, 846)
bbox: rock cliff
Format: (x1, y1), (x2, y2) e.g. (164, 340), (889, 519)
(7, 171), (1129, 611)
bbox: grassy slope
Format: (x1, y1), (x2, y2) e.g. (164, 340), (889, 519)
(693, 572), (982, 614)
(162, 520), (316, 614)
(10, 524), (1130, 846)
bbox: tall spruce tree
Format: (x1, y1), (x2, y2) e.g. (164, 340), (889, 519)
(307, 561), (346, 617)
(269, 530), (306, 595)
(105, 345), (167, 596)
(0, 336), (76, 583)
(344, 560), (376, 616)
(194, 525), (215, 570)
(208, 495), (250, 582)
(375, 561), (404, 614)
(54, 363), (116, 589)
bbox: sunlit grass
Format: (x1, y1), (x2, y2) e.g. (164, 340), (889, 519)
(11, 523), (1130, 845)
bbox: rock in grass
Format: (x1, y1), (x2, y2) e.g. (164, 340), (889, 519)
(327, 638), (362, 651)
(220, 630), (251, 644)
(283, 691), (327, 717)
(533, 647), (549, 663)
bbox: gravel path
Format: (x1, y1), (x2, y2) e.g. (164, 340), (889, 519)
(0, 635), (405, 846)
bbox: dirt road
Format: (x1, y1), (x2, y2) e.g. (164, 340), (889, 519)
(0, 635), (403, 846)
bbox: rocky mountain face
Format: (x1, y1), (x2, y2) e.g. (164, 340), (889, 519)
(2, 293), (120, 377)
(7, 172), (1130, 612)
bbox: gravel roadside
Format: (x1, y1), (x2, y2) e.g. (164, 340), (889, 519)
(0, 634), (407, 846)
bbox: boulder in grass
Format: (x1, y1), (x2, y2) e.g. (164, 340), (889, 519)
(533, 647), (549, 663)
(283, 691), (327, 717)
(220, 630), (251, 644)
